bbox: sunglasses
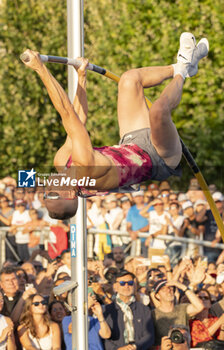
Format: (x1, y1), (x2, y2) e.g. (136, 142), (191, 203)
(119, 280), (134, 286)
(32, 300), (48, 306)
(44, 192), (75, 200)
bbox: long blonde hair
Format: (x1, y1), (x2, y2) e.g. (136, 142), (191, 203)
(19, 294), (50, 338)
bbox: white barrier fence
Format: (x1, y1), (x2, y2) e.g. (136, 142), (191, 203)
(0, 226), (224, 268)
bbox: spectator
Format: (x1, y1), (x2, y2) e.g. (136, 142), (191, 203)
(160, 189), (170, 212)
(18, 293), (61, 349)
(62, 287), (111, 350)
(179, 201), (203, 258)
(112, 246), (125, 271)
(47, 221), (69, 260)
(0, 267), (37, 325)
(22, 209), (50, 255)
(169, 192), (178, 203)
(24, 188), (36, 209)
(103, 269), (155, 350)
(21, 262), (36, 277)
(9, 200), (31, 262)
(146, 183), (160, 202)
(0, 195), (15, 262)
(196, 191), (224, 262)
(127, 191), (149, 257)
(105, 195), (123, 247)
(93, 200), (112, 261)
(0, 195), (13, 227)
(189, 289), (224, 347)
(210, 269), (224, 317)
(112, 196), (132, 250)
(0, 290), (16, 350)
(178, 193), (188, 210)
(141, 198), (171, 250)
(151, 279), (203, 346)
(12, 189), (26, 207)
(49, 301), (67, 350)
(186, 177), (205, 203)
(54, 250), (71, 280)
(15, 267), (28, 292)
(165, 202), (185, 266)
(160, 325), (191, 350)
(36, 192), (49, 219)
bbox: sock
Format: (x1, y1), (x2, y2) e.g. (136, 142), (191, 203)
(172, 63), (189, 80)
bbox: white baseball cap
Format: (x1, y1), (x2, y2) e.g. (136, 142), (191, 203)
(212, 192), (224, 202)
(182, 200), (193, 211)
(132, 190), (144, 197)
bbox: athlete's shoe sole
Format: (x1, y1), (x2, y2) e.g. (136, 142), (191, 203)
(187, 38), (209, 77)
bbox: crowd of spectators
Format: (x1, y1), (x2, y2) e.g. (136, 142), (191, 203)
(0, 175), (224, 349)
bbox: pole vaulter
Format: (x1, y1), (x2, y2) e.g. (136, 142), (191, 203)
(20, 51), (224, 242)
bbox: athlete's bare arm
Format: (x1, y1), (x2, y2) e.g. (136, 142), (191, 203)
(54, 59), (88, 167)
(72, 58), (88, 126)
(21, 50), (119, 189)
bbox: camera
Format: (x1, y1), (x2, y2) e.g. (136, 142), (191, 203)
(88, 275), (99, 284)
(169, 329), (185, 344)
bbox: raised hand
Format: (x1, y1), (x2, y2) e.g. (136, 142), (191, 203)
(20, 49), (44, 72)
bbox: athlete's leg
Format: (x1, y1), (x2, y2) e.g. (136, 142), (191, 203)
(117, 64), (182, 167)
(148, 74), (183, 167)
(117, 65), (173, 137)
(117, 32), (208, 168)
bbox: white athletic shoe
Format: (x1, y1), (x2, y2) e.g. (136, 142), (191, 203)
(177, 32), (196, 64)
(187, 38), (209, 77)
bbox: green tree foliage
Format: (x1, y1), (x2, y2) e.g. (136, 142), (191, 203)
(0, 0), (223, 189)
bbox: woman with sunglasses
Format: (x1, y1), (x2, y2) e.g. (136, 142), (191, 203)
(0, 290), (16, 350)
(18, 294), (61, 350)
(189, 289), (224, 347)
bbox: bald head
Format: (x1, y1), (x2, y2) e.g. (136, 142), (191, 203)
(45, 197), (78, 220)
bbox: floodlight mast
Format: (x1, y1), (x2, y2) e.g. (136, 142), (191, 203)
(67, 1), (88, 349)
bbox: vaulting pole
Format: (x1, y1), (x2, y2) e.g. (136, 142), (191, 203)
(67, 1), (88, 349)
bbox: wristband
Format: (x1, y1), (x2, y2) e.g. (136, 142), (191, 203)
(99, 319), (105, 323)
(183, 287), (190, 293)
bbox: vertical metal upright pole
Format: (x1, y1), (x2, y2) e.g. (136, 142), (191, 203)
(67, 1), (88, 350)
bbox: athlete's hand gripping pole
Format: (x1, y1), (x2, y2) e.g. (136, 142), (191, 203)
(20, 51), (120, 83)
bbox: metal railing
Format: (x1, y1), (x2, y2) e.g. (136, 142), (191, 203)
(0, 226), (224, 268)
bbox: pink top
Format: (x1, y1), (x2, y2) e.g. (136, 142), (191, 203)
(66, 143), (153, 195)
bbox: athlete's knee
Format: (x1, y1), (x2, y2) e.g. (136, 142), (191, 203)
(118, 70), (141, 91)
(150, 99), (170, 125)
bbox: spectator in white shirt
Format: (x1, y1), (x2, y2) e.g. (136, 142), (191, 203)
(9, 200), (31, 262)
